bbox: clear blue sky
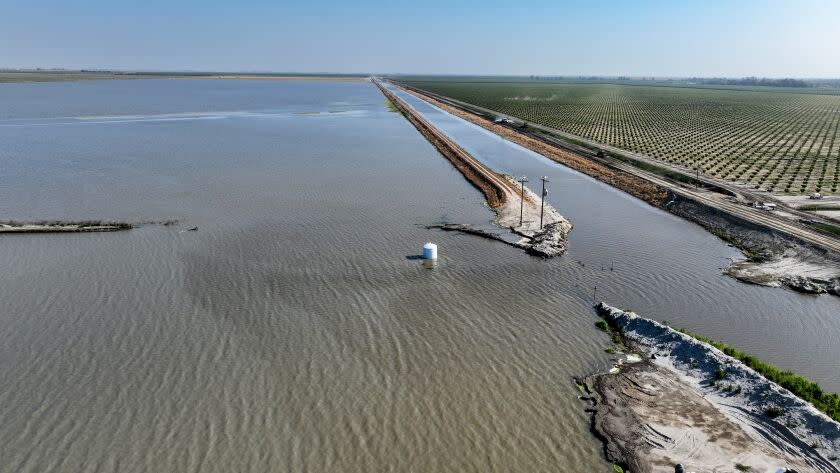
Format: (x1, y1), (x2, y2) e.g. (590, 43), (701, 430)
(2, 0), (839, 77)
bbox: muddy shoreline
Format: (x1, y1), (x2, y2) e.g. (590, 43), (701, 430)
(668, 195), (840, 295)
(0, 221), (133, 233)
(0, 219), (180, 234)
(584, 303), (840, 472)
(392, 81), (840, 296)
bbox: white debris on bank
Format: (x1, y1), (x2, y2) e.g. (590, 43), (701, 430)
(725, 249), (840, 295)
(494, 175), (573, 257)
(427, 176), (573, 257)
(596, 302), (840, 472)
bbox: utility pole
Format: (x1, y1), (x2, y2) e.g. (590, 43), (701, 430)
(540, 176), (549, 228)
(518, 176), (528, 227)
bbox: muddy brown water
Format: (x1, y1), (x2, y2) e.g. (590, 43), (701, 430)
(0, 79), (837, 472)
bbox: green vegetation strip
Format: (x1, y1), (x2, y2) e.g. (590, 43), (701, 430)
(603, 150), (699, 186)
(809, 222), (840, 236)
(594, 321), (625, 347)
(676, 327), (840, 422)
(800, 204), (840, 211)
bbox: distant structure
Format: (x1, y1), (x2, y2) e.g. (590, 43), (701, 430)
(754, 202), (777, 211)
(422, 242), (438, 260)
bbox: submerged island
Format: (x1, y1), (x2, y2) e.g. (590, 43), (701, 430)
(0, 220), (133, 233)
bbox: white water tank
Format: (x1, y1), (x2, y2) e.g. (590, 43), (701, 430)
(422, 242), (438, 260)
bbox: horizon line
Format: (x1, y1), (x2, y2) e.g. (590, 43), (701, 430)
(3, 68), (840, 81)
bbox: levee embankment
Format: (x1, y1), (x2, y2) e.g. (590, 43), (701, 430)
(376, 80), (508, 208)
(375, 80), (571, 257)
(585, 303), (840, 473)
(394, 81), (669, 208)
(392, 80), (840, 295)
(0, 219), (181, 235)
(0, 221), (133, 233)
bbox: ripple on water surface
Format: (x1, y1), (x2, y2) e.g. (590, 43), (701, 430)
(1, 79), (838, 473)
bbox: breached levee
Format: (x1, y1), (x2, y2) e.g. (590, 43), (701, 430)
(0, 219), (180, 234)
(374, 79), (571, 257)
(585, 302), (840, 472)
(0, 220), (133, 233)
(725, 250), (840, 296)
(396, 80), (840, 297)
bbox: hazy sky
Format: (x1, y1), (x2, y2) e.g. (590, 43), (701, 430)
(2, 0), (839, 77)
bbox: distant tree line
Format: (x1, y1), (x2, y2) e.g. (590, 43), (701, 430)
(522, 75), (833, 89)
(527, 75), (633, 81)
(687, 77), (809, 88)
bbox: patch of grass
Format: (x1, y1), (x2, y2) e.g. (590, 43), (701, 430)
(607, 151), (701, 186)
(809, 222), (840, 236)
(714, 368), (728, 380)
(800, 204), (840, 211)
(735, 463), (752, 471)
(593, 318), (626, 350)
(676, 328), (840, 423)
(384, 98), (399, 113)
(765, 406), (784, 418)
(565, 137), (595, 149)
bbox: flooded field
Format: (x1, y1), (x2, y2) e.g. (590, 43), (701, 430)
(0, 79), (837, 472)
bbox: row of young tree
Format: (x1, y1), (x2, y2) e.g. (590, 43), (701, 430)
(522, 75), (837, 89)
(687, 77), (809, 88)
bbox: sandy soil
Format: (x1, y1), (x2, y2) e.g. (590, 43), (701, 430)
(491, 175), (573, 256)
(726, 249), (840, 295)
(587, 303), (840, 473)
(589, 362), (819, 472)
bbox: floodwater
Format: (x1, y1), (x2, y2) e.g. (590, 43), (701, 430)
(0, 79), (837, 473)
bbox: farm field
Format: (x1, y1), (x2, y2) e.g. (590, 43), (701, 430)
(400, 79), (840, 195)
